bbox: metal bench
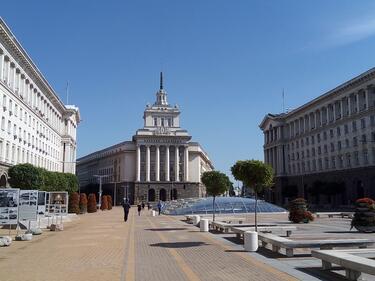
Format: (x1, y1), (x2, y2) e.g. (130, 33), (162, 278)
(312, 248), (375, 280)
(315, 212), (353, 219)
(259, 233), (375, 257)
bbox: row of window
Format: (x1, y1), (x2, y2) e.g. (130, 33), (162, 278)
(0, 140), (60, 171)
(288, 149), (375, 175)
(0, 117), (60, 160)
(288, 118), (375, 150)
(153, 116), (174, 127)
(1, 53), (63, 132)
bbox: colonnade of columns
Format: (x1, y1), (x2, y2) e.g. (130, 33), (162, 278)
(136, 144), (189, 182)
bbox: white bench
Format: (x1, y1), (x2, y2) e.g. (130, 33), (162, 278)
(210, 221), (274, 233)
(312, 249), (375, 280)
(259, 233), (375, 257)
(232, 226), (296, 241)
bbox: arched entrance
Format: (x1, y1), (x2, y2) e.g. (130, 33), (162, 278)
(171, 188), (177, 200)
(356, 180), (364, 199)
(0, 175), (6, 187)
(159, 188), (167, 201)
(148, 188), (156, 202)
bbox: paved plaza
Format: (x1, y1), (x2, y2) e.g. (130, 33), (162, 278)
(0, 207), (374, 281)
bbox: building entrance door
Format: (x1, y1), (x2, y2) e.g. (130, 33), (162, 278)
(159, 188), (167, 201)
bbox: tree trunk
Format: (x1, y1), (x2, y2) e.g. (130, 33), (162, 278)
(255, 192), (258, 232)
(213, 196), (216, 222)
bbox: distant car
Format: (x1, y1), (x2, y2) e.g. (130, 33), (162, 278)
(9, 214), (16, 220)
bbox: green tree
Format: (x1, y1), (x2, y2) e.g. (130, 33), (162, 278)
(201, 171), (232, 221)
(64, 173), (79, 194)
(8, 164), (44, 190)
(231, 160), (274, 231)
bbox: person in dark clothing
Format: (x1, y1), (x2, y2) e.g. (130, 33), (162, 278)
(141, 202), (145, 210)
(147, 202), (151, 210)
(137, 204), (142, 216)
(157, 201), (162, 215)
(122, 198), (131, 222)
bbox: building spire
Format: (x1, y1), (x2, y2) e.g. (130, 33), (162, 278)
(160, 72), (163, 90)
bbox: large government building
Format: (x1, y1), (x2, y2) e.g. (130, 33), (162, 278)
(76, 73), (214, 204)
(0, 18), (80, 186)
(260, 68), (375, 207)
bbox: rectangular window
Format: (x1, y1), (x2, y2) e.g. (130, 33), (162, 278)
(330, 129), (334, 138)
(361, 118), (366, 129)
(353, 137), (358, 147)
(154, 118), (157, 126)
(352, 121), (357, 132)
(344, 124), (349, 134)
(323, 131), (327, 140)
(338, 141), (342, 150)
(337, 126), (341, 136)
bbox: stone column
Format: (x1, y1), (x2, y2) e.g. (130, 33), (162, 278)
(340, 99), (344, 117)
(165, 145), (170, 181)
(365, 88), (370, 109)
(175, 146), (179, 181)
(0, 54), (3, 81)
(184, 146), (189, 181)
(136, 145), (141, 181)
(12, 66), (16, 91)
(6, 60), (10, 85)
(348, 96), (351, 115)
(356, 92), (360, 112)
(146, 145), (150, 182)
(156, 145), (160, 181)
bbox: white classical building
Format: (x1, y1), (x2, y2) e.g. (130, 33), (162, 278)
(260, 68), (375, 206)
(76, 73), (214, 204)
(0, 18), (80, 186)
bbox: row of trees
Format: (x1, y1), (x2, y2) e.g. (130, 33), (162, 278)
(8, 163), (78, 194)
(201, 159), (274, 231)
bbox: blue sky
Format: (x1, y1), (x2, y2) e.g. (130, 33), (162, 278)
(3, 1), (375, 178)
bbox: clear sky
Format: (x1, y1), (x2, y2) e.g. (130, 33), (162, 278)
(2, 1), (375, 179)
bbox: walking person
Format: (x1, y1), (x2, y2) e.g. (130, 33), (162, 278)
(157, 201), (162, 215)
(141, 202), (145, 210)
(147, 202), (151, 210)
(137, 203), (142, 216)
(122, 198), (131, 222)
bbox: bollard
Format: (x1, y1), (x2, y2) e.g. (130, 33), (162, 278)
(193, 215), (200, 226)
(244, 231), (258, 252)
(200, 219), (209, 232)
(151, 210), (156, 217)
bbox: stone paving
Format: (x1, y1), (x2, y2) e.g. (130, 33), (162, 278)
(0, 208), (374, 281)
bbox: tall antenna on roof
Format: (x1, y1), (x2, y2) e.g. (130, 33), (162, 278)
(282, 88), (285, 113)
(160, 72), (163, 90)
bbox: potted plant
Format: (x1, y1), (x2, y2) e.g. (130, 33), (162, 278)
(87, 193), (97, 213)
(288, 198), (314, 223)
(351, 198), (375, 233)
(79, 193), (88, 214)
(68, 192), (80, 214)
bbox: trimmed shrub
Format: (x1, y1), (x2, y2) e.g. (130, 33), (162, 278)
(87, 193), (97, 213)
(100, 195), (109, 210)
(107, 195), (113, 210)
(79, 193), (88, 214)
(288, 198), (314, 223)
(68, 192), (80, 214)
(351, 198), (375, 232)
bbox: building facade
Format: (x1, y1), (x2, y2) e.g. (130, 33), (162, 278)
(76, 73), (214, 204)
(260, 68), (375, 207)
(0, 18), (80, 186)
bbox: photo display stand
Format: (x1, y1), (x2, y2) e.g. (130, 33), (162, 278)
(0, 189), (20, 235)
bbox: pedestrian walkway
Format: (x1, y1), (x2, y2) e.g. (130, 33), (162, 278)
(0, 207), (297, 281)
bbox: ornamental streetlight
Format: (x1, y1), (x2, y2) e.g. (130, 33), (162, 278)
(93, 175), (106, 208)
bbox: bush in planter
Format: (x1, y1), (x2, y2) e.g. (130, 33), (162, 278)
(68, 192), (80, 214)
(107, 195), (113, 210)
(100, 195), (108, 210)
(351, 198), (375, 232)
(288, 198), (314, 223)
(87, 193), (97, 213)
(79, 193), (88, 214)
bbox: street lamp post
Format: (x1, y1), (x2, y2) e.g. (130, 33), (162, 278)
(93, 175), (106, 209)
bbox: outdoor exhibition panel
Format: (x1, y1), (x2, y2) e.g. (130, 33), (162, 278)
(46, 192), (68, 215)
(0, 189), (20, 225)
(37, 191), (46, 215)
(19, 190), (38, 221)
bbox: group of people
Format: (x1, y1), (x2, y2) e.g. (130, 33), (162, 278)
(122, 198), (163, 222)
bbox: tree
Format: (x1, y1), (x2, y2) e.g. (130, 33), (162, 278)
(79, 193), (88, 214)
(8, 164), (44, 189)
(231, 160), (274, 231)
(64, 173), (79, 194)
(201, 171), (232, 221)
(100, 195), (108, 210)
(87, 193), (97, 213)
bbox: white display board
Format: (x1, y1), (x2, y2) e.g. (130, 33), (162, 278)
(0, 189), (20, 225)
(19, 190), (38, 221)
(46, 192), (68, 215)
(37, 191), (46, 215)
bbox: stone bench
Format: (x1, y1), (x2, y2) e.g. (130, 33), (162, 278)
(210, 221), (263, 233)
(315, 212), (353, 219)
(232, 226), (296, 241)
(259, 233), (375, 257)
(312, 248), (375, 280)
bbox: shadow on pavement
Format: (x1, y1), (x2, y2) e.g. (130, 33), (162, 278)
(145, 228), (187, 231)
(150, 242), (209, 248)
(297, 266), (348, 281)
